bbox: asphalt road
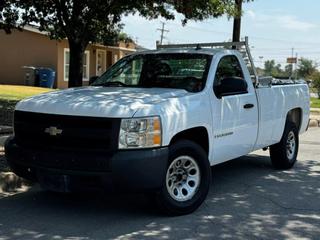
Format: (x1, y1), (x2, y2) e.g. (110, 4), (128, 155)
(0, 128), (319, 240)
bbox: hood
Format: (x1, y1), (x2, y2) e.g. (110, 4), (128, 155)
(16, 87), (189, 118)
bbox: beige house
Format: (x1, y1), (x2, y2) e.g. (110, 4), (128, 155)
(0, 25), (136, 89)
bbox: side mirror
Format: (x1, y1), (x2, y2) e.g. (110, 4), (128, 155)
(214, 77), (248, 98)
(89, 76), (99, 85)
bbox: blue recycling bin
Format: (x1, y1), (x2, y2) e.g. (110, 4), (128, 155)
(38, 68), (56, 88)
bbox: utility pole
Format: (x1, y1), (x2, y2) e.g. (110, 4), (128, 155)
(232, 0), (243, 45)
(157, 22), (169, 45)
(295, 52), (298, 79)
(291, 47), (294, 79)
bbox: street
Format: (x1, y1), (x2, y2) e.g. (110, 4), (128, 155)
(0, 128), (319, 240)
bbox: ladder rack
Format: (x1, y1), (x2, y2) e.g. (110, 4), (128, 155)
(157, 36), (259, 86)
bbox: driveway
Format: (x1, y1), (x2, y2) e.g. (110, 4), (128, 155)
(0, 128), (319, 240)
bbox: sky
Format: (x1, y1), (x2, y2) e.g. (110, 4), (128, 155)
(122, 0), (320, 68)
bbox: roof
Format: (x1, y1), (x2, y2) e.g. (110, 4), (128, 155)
(21, 24), (136, 51)
(135, 44), (149, 51)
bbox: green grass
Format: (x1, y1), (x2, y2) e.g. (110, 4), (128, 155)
(0, 85), (54, 101)
(311, 97), (320, 108)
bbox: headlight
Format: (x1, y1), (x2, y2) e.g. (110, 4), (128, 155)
(119, 116), (162, 149)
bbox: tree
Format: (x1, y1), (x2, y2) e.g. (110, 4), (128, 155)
(264, 60), (276, 76)
(232, 0), (254, 43)
(284, 64), (293, 77)
(232, 0), (242, 43)
(309, 71), (320, 99)
(118, 33), (134, 43)
(1, 0), (246, 88)
(297, 58), (317, 79)
(273, 63), (282, 76)
(0, 0), (20, 33)
(263, 60), (294, 78)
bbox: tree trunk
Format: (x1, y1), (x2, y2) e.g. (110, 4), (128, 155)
(68, 40), (88, 88)
(232, 0), (242, 45)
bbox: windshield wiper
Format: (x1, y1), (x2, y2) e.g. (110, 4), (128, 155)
(97, 81), (128, 87)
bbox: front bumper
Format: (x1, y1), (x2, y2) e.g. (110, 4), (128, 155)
(4, 136), (168, 192)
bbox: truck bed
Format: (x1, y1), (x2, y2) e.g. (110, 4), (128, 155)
(253, 83), (310, 150)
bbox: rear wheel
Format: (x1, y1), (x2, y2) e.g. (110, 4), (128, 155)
(156, 140), (211, 215)
(270, 121), (299, 169)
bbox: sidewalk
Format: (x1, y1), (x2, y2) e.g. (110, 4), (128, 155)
(311, 107), (320, 112)
(0, 126), (13, 135)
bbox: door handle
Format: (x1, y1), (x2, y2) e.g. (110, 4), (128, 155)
(243, 103), (254, 109)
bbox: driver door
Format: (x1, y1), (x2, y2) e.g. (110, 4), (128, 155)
(211, 55), (258, 163)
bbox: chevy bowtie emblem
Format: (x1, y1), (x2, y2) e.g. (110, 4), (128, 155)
(44, 126), (63, 136)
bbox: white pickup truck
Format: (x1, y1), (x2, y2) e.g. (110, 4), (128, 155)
(5, 38), (310, 215)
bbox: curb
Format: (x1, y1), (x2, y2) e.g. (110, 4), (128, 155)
(1, 138), (33, 194)
(0, 172), (33, 193)
(310, 108), (320, 116)
(0, 135), (9, 146)
(0, 126), (13, 135)
(309, 119), (320, 128)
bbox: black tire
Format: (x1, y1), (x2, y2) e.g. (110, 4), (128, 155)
(270, 121), (299, 169)
(155, 140), (211, 216)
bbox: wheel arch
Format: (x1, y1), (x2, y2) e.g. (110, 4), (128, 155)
(286, 108), (303, 132)
(169, 127), (210, 156)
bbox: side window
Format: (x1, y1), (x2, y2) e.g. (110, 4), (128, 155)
(213, 55), (248, 98)
(214, 56), (244, 86)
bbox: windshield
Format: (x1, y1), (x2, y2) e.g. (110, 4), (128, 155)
(92, 53), (212, 93)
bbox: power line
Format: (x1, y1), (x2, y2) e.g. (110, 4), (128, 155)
(168, 22), (231, 36)
(254, 47), (320, 51)
(153, 21), (319, 64)
(167, 22), (319, 46)
(251, 52), (320, 56)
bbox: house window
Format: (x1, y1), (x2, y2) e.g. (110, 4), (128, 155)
(64, 48), (90, 81)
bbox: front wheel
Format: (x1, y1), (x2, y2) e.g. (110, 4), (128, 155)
(270, 121), (299, 169)
(156, 140), (211, 215)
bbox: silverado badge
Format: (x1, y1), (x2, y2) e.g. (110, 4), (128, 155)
(44, 126), (63, 136)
